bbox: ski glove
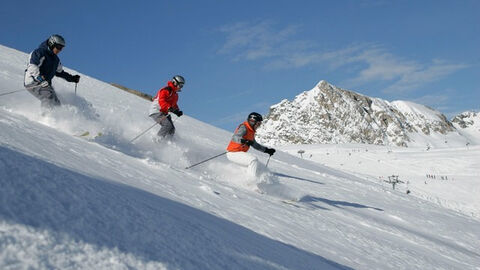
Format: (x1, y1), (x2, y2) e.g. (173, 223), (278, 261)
(240, 139), (254, 146)
(264, 148), (276, 156)
(70, 75), (81, 83)
(171, 109), (183, 117)
(65, 74), (80, 83)
(35, 76), (49, 88)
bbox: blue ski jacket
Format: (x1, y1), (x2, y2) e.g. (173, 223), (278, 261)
(26, 40), (74, 83)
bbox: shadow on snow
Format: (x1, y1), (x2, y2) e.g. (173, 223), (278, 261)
(299, 195), (384, 212)
(274, 172), (325, 185)
(0, 146), (353, 270)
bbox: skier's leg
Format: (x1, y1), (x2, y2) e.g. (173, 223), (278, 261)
(25, 72), (61, 108)
(226, 151), (259, 177)
(165, 116), (175, 136)
(37, 86), (60, 109)
(247, 159), (260, 177)
(25, 84), (42, 100)
(25, 82), (60, 110)
(149, 113), (163, 124)
(150, 113), (175, 138)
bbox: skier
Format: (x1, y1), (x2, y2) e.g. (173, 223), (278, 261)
(24, 34), (80, 109)
(226, 112), (276, 178)
(149, 75), (185, 139)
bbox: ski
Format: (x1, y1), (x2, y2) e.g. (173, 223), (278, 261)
(77, 131), (90, 137)
(75, 131), (103, 139)
(281, 199), (302, 208)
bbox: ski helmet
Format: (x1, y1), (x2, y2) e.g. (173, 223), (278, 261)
(172, 75), (185, 87)
(47, 34), (66, 49)
(248, 112), (263, 123)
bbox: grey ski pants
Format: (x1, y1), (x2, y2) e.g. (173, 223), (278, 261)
(24, 75), (60, 109)
(150, 113), (175, 137)
(27, 85), (60, 109)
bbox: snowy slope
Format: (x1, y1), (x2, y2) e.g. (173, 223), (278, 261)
(1, 44), (480, 270)
(280, 143), (480, 219)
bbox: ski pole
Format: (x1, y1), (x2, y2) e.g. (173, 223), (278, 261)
(129, 122), (158, 143)
(75, 83), (77, 96)
(0, 89), (26, 97)
(129, 114), (171, 143)
(0, 85), (38, 97)
(265, 155), (271, 168)
(185, 151), (227, 169)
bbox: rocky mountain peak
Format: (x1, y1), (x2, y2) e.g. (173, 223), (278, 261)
(256, 81), (460, 147)
(452, 111), (478, 128)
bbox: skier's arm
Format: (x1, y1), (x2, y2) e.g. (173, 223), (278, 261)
(167, 94), (180, 112)
(56, 70), (73, 81)
(26, 49), (44, 79)
(231, 124), (247, 144)
(232, 125), (267, 151)
(55, 62), (80, 83)
(158, 89), (173, 114)
(252, 140), (266, 152)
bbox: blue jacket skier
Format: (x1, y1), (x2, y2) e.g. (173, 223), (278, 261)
(24, 34), (80, 109)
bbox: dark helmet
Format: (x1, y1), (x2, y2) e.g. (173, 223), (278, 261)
(47, 34), (66, 49)
(172, 75), (185, 87)
(248, 112), (263, 123)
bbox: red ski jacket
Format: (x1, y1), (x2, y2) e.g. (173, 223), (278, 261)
(152, 81), (180, 114)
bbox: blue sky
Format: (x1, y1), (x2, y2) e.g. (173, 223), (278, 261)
(1, 0), (479, 131)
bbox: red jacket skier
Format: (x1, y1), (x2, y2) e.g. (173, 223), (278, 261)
(149, 75), (185, 138)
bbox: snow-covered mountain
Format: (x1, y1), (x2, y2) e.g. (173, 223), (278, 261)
(452, 111), (479, 129)
(452, 111), (480, 145)
(257, 80), (474, 148)
(1, 44), (479, 270)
